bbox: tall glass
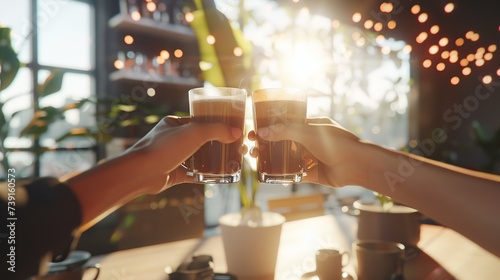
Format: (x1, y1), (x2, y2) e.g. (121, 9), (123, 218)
(252, 88), (307, 183)
(187, 87), (247, 183)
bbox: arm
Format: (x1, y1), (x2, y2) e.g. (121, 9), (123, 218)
(254, 117), (500, 257)
(66, 116), (242, 230)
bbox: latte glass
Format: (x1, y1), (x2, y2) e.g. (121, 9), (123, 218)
(187, 87), (247, 183)
(252, 88), (307, 183)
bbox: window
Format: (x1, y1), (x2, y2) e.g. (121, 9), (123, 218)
(0, 0), (96, 179)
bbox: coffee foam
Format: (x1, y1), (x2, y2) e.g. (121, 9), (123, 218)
(252, 88), (306, 102)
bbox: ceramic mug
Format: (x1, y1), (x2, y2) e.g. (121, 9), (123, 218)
(354, 200), (421, 247)
(315, 249), (350, 280)
(353, 240), (405, 280)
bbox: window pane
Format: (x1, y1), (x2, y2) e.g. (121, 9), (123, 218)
(40, 150), (95, 178)
(0, 0), (32, 62)
(0, 151), (35, 179)
(37, 0), (94, 70)
(38, 71), (96, 147)
(1, 68), (34, 148)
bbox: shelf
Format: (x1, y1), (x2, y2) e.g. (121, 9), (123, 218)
(109, 69), (201, 88)
(108, 13), (197, 43)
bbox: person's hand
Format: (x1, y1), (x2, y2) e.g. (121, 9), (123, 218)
(248, 117), (366, 188)
(126, 115), (244, 194)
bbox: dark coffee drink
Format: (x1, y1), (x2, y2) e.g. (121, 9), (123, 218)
(191, 99), (245, 178)
(253, 99), (307, 181)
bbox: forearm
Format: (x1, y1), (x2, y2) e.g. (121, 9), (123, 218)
(65, 150), (159, 230)
(360, 141), (500, 256)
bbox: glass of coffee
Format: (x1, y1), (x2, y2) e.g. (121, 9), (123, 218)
(252, 88), (307, 183)
(187, 87), (247, 183)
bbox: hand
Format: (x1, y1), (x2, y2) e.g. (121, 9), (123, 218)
(248, 117), (366, 188)
(126, 115), (243, 194)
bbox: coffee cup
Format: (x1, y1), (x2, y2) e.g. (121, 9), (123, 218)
(186, 87), (247, 183)
(31, 251), (100, 280)
(354, 240), (405, 280)
(252, 88), (308, 184)
(315, 249), (350, 280)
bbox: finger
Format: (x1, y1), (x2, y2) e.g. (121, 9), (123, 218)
(239, 144), (249, 156)
(249, 146), (259, 158)
(165, 115), (190, 126)
(306, 117), (336, 125)
(248, 130), (257, 141)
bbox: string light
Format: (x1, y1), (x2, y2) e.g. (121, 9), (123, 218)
(482, 75), (492, 84)
(450, 76), (460, 85)
(416, 32), (428, 43)
(462, 67), (471, 75)
(441, 51), (450, 59)
(484, 53), (493, 61)
(206, 35), (216, 44)
(233, 47), (243, 56)
(131, 11), (141, 21)
(429, 45), (439, 55)
(387, 20), (396, 29)
(364, 20), (374, 29)
(460, 58), (469, 66)
(455, 38), (464, 46)
(430, 25), (440, 34)
(423, 59), (432, 68)
(436, 62), (446, 71)
(174, 49), (183, 58)
(418, 13), (428, 23)
(444, 3), (455, 13)
(402, 45), (412, 54)
(124, 35), (134, 44)
(411, 5), (421, 14)
(439, 37), (449, 47)
(488, 44), (497, 52)
(160, 50), (170, 60)
(374, 22), (383, 31)
(352, 13), (362, 23)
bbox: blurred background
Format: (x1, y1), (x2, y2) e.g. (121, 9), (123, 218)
(0, 0), (498, 255)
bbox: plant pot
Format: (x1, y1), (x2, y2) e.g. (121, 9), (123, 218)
(219, 211), (286, 280)
(354, 200), (421, 247)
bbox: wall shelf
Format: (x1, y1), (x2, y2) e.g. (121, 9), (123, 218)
(109, 69), (201, 87)
(108, 13), (197, 43)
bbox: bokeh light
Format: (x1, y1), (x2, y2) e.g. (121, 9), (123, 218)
(430, 25), (440, 34)
(418, 13), (428, 23)
(411, 5), (421, 14)
(124, 35), (134, 45)
(482, 75), (492, 84)
(352, 13), (362, 23)
(423, 59), (432, 68)
(444, 3), (455, 13)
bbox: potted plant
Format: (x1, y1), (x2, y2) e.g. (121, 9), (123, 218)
(354, 193), (421, 248)
(218, 156), (286, 279)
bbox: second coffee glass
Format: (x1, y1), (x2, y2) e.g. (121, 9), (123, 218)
(252, 88), (308, 184)
(187, 87), (247, 183)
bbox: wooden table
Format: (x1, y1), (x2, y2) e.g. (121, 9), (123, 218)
(88, 214), (500, 280)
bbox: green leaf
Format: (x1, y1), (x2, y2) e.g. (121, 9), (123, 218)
(0, 27), (21, 91)
(62, 98), (95, 111)
(20, 106), (62, 138)
(38, 69), (65, 97)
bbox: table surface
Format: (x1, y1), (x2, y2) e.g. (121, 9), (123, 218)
(88, 214), (500, 280)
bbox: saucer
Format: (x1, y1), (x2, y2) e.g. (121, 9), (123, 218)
(301, 271), (354, 280)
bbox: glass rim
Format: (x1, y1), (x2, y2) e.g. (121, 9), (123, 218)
(188, 86), (247, 97)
